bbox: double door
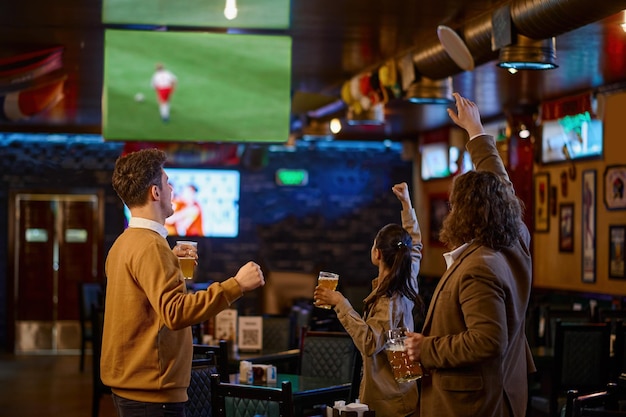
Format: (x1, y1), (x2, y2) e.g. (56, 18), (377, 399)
(9, 191), (103, 353)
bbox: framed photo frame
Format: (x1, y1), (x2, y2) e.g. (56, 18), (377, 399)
(429, 193), (449, 246)
(559, 203), (574, 252)
(604, 165), (626, 210)
(582, 169), (596, 283)
(534, 173), (550, 232)
(609, 225), (626, 279)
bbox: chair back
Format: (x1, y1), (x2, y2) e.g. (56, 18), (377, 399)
(552, 321), (612, 416)
(564, 383), (624, 417)
(90, 305), (111, 417)
(348, 348), (363, 403)
(546, 308), (591, 348)
(79, 282), (104, 371)
(210, 374), (294, 417)
(612, 320), (626, 381)
(186, 358), (215, 417)
(299, 330), (356, 382)
(262, 315), (294, 352)
(193, 341), (230, 382)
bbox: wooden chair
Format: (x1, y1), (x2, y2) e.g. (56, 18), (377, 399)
(612, 321), (626, 382)
(545, 308), (592, 348)
(564, 383), (626, 417)
(531, 321), (612, 417)
(90, 305), (111, 417)
(79, 282), (104, 372)
(348, 347), (363, 403)
(193, 341), (230, 382)
(209, 373), (294, 417)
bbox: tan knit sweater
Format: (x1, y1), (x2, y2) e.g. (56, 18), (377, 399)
(102, 227), (242, 403)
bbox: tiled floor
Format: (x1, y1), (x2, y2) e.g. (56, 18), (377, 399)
(0, 352), (117, 417)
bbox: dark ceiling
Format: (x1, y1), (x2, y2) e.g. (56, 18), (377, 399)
(1, 0), (626, 140)
(289, 0), (626, 139)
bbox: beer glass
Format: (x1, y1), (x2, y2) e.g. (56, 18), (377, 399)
(316, 271), (339, 309)
(385, 327), (422, 383)
(176, 240), (197, 279)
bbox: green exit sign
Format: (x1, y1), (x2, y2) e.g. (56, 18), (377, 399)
(275, 169), (308, 186)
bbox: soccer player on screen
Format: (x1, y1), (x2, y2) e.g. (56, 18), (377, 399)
(151, 63), (177, 122)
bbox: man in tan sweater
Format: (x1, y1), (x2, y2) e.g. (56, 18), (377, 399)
(102, 148), (265, 417)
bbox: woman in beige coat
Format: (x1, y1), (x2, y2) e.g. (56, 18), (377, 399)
(314, 182), (422, 416)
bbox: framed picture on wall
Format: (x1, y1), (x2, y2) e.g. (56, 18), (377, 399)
(559, 203), (574, 252)
(534, 173), (550, 232)
(582, 169), (596, 283)
(429, 193), (449, 246)
(609, 225), (625, 279)
(604, 165), (626, 210)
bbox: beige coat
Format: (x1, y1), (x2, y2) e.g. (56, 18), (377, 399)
(417, 135), (535, 417)
(334, 208), (422, 416)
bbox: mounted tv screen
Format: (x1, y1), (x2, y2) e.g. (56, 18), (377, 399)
(541, 111), (603, 164)
(102, 29), (292, 143)
(420, 141), (474, 181)
(124, 168), (240, 238)
(102, 0), (290, 29)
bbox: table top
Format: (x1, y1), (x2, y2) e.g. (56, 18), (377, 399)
(228, 373), (351, 396)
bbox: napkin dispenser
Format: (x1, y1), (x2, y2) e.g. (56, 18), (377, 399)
(239, 361), (277, 383)
(326, 400), (374, 417)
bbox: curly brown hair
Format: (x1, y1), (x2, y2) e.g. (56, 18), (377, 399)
(438, 170), (524, 250)
(112, 148), (167, 208)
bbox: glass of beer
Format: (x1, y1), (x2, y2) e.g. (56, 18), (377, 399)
(176, 240), (197, 280)
(316, 271), (339, 309)
(385, 327), (422, 383)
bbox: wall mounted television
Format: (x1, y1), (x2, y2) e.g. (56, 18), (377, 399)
(102, 0), (290, 30)
(540, 111), (603, 164)
(102, 29), (292, 143)
(420, 142), (472, 181)
(125, 168), (241, 238)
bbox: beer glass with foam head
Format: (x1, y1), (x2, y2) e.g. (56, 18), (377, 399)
(385, 327), (422, 383)
(176, 240), (197, 279)
(316, 271), (339, 309)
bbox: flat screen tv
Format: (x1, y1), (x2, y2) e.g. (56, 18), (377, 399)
(541, 111), (603, 164)
(124, 168), (240, 238)
(102, 0), (290, 30)
(421, 142), (473, 181)
(102, 29), (292, 143)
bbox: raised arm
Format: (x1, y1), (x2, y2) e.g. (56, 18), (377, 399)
(447, 92), (513, 190)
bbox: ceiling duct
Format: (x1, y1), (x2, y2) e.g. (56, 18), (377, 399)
(509, 0), (626, 40)
(411, 0), (626, 82)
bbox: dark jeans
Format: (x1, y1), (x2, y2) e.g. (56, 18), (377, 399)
(112, 393), (186, 417)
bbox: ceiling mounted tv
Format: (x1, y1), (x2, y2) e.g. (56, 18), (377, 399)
(103, 29), (292, 143)
(102, 0), (290, 30)
(541, 111), (603, 164)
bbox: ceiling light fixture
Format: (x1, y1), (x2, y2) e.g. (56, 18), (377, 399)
(406, 76), (454, 105)
(224, 0), (238, 20)
(329, 118), (342, 134)
(497, 35), (558, 71)
(518, 124), (530, 139)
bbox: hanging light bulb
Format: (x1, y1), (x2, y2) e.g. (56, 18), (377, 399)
(519, 124), (530, 139)
(224, 0), (238, 20)
(329, 118), (342, 134)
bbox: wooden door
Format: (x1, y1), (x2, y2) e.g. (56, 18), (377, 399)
(10, 191), (103, 352)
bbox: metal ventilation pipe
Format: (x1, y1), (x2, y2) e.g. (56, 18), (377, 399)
(510, 0), (626, 40)
(412, 0), (626, 80)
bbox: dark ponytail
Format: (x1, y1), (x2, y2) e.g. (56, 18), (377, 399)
(370, 223), (417, 303)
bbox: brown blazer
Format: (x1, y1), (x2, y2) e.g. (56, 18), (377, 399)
(416, 135), (535, 417)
